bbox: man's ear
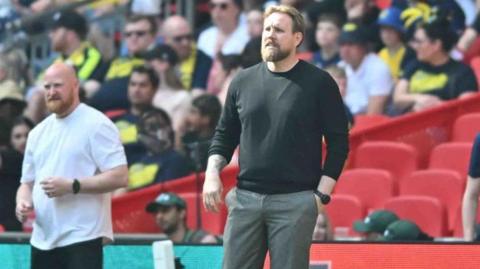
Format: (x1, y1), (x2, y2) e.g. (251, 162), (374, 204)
(295, 32), (304, 48)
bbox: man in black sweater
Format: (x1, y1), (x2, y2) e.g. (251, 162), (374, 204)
(203, 5), (349, 269)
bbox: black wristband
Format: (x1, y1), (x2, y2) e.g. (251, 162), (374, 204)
(72, 179), (81, 194)
(313, 190), (331, 205)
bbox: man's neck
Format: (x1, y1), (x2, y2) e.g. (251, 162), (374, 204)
(218, 19), (238, 36)
(56, 101), (80, 119)
(429, 53), (449, 66)
(168, 225), (187, 243)
(266, 54), (299, 73)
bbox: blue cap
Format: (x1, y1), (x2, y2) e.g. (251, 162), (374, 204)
(378, 7), (405, 33)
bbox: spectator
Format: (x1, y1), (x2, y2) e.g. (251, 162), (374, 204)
(214, 53), (242, 105)
(339, 22), (393, 115)
(26, 10), (106, 123)
(144, 44), (191, 139)
(197, 0), (249, 59)
(312, 210), (334, 241)
(112, 66), (158, 164)
(240, 36), (262, 68)
(181, 94), (222, 171)
(161, 15), (212, 92)
(353, 210), (399, 240)
(462, 133), (480, 241)
(246, 8), (263, 38)
(0, 82), (26, 126)
(377, 7), (416, 81)
(145, 192), (218, 243)
(312, 13), (343, 69)
(127, 108), (191, 190)
(344, 0), (382, 51)
(198, 0), (249, 94)
(393, 18), (478, 114)
(0, 116), (33, 231)
(324, 65), (354, 127)
(381, 220), (433, 241)
(88, 15), (157, 112)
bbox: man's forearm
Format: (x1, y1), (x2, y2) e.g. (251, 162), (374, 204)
(16, 183), (33, 204)
(79, 165), (128, 193)
(206, 154), (228, 175)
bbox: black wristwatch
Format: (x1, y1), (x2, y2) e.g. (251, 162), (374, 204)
(72, 179), (81, 194)
(314, 190), (331, 205)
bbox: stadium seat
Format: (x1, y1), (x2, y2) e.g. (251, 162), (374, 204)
(384, 195), (448, 237)
(400, 169), (464, 232)
(324, 194), (365, 236)
(428, 142), (472, 180)
(375, 0), (391, 9)
(335, 168), (395, 212)
(470, 56), (480, 84)
(351, 115), (390, 132)
(353, 141), (419, 186)
(180, 192), (227, 235)
(452, 113), (480, 142)
(0, 224), (4, 233)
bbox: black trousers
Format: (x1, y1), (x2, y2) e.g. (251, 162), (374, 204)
(31, 238), (103, 269)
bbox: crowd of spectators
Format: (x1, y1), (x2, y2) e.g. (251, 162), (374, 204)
(1, 0), (480, 239)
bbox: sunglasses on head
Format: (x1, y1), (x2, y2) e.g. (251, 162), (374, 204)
(124, 30), (148, 38)
(209, 2), (229, 10)
(172, 34), (193, 43)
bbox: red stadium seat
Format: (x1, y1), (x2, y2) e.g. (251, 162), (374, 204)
(324, 194), (365, 236)
(470, 56), (480, 84)
(400, 169), (464, 232)
(428, 142), (473, 180)
(351, 115), (391, 132)
(335, 168), (395, 212)
(384, 195), (448, 237)
(452, 113), (480, 142)
(353, 141), (419, 186)
(375, 0), (391, 9)
(0, 224), (4, 233)
(179, 192), (227, 235)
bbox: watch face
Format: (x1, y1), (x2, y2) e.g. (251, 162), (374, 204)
(321, 194), (331, 205)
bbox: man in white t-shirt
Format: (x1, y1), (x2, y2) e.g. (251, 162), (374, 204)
(15, 62), (128, 269)
(339, 22), (393, 115)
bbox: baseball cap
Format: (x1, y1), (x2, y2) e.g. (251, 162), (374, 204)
(339, 22), (369, 45)
(50, 10), (88, 38)
(145, 192), (186, 213)
(142, 44), (179, 65)
(353, 210), (399, 234)
(381, 220), (433, 241)
(377, 7), (405, 33)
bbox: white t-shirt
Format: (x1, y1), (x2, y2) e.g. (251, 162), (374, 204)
(342, 53), (393, 114)
(21, 103), (127, 250)
(197, 22), (250, 58)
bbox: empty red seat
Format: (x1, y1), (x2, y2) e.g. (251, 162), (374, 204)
(428, 142), (472, 180)
(400, 169), (463, 232)
(452, 113), (480, 142)
(353, 141), (419, 186)
(324, 194), (365, 236)
(384, 195), (448, 237)
(335, 168), (395, 212)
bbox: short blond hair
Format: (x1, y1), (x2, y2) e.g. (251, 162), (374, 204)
(264, 5), (305, 37)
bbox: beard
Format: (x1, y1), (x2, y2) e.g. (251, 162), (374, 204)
(261, 44), (290, 62)
(46, 94), (74, 115)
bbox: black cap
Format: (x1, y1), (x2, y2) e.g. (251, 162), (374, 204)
(50, 10), (88, 39)
(339, 22), (369, 45)
(142, 44), (179, 65)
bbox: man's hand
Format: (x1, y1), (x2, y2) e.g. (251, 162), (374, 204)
(203, 172), (224, 213)
(40, 177), (73, 198)
(16, 200), (33, 223)
(413, 95), (443, 112)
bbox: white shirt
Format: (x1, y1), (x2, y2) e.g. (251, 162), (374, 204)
(342, 53), (393, 114)
(21, 103), (127, 250)
(197, 21), (250, 58)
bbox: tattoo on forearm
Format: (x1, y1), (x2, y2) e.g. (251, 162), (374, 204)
(207, 155), (227, 173)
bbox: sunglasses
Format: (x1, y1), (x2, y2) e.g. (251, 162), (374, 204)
(124, 30), (148, 38)
(172, 34), (193, 43)
(209, 2), (229, 10)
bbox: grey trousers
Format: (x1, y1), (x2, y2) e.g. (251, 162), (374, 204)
(222, 187), (318, 269)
